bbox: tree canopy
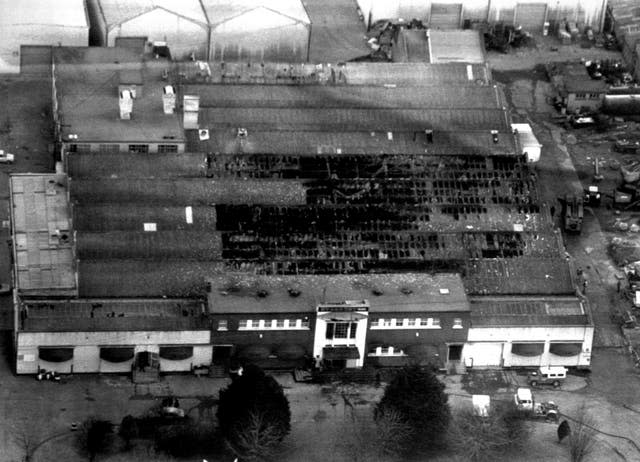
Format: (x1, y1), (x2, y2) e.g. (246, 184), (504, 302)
(217, 365), (291, 460)
(375, 366), (450, 453)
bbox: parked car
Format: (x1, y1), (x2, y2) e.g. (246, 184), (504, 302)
(527, 366), (567, 387)
(0, 150), (14, 163)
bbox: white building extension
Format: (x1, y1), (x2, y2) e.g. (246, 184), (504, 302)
(465, 296), (594, 369)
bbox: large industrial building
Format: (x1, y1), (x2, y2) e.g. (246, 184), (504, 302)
(11, 45), (593, 376)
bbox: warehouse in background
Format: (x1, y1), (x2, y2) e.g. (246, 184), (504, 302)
(203, 0), (311, 62)
(0, 0), (89, 74)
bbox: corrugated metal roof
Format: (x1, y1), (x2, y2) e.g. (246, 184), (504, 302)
(187, 84), (504, 109)
(207, 273), (469, 314)
(429, 30), (485, 64)
(202, 0), (310, 27)
(393, 29), (431, 63)
(340, 62), (491, 85)
(97, 0), (208, 27)
(0, 0), (88, 27)
(470, 296), (589, 327)
(199, 107), (511, 131)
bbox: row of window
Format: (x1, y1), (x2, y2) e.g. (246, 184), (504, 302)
(368, 346), (406, 356)
(370, 318), (463, 329)
(573, 93), (601, 100)
(218, 319), (310, 331)
(66, 144), (178, 154)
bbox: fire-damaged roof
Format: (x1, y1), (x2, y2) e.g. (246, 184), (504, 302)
(207, 273), (469, 314)
(469, 296), (591, 327)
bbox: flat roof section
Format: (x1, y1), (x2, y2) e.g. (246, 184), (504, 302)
(20, 298), (208, 332)
(198, 107), (511, 132)
(393, 29), (431, 63)
(429, 30), (486, 64)
(55, 60), (184, 144)
(470, 296), (590, 327)
(186, 84), (504, 109)
(10, 174), (76, 296)
(207, 273), (469, 314)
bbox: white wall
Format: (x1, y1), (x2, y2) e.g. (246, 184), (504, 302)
(17, 330), (211, 374)
(465, 325), (594, 368)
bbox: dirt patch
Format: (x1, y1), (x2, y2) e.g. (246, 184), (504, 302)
(462, 370), (511, 395)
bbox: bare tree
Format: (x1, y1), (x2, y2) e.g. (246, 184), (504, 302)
(227, 411), (284, 462)
(11, 419), (42, 462)
(568, 404), (597, 462)
(448, 402), (531, 462)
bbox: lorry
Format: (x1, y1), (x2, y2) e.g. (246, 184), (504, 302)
(563, 195), (584, 233)
(514, 387), (559, 422)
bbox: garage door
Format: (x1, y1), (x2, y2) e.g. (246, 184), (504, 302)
(465, 342), (504, 367)
(430, 3), (462, 29)
(20, 45), (52, 76)
(515, 3), (547, 31)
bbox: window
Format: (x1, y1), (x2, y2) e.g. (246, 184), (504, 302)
(432, 318), (441, 327)
(128, 144), (149, 153)
(370, 318), (380, 328)
(380, 346), (390, 355)
(99, 144), (119, 154)
(217, 320), (228, 331)
(453, 318), (463, 329)
(326, 322), (357, 340)
(68, 144), (90, 153)
(287, 319), (298, 328)
(239, 320), (248, 329)
(407, 318), (416, 327)
(334, 323), (349, 338)
(574, 93), (586, 99)
(276, 319), (285, 328)
(325, 323), (334, 339)
(67, 144), (78, 153)
(588, 93), (600, 99)
(420, 318), (429, 327)
(383, 318), (392, 327)
(158, 144), (178, 153)
(301, 319), (310, 328)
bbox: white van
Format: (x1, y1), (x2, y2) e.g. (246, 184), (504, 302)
(528, 366), (567, 387)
